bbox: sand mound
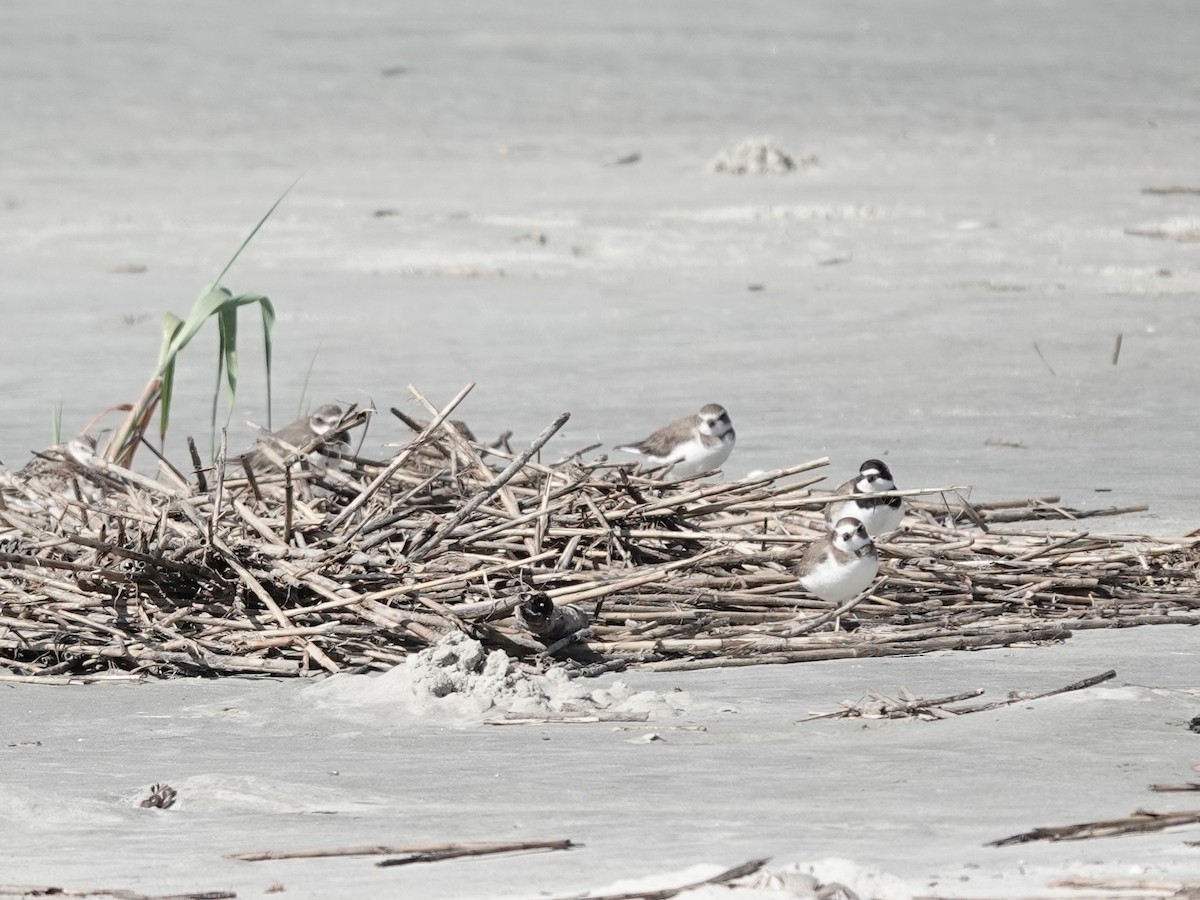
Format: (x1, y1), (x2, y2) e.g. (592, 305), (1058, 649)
(305, 631), (693, 725)
(740, 858), (913, 900)
(593, 858), (912, 900)
(709, 138), (811, 174)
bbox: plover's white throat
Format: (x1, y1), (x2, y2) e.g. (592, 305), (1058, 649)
(614, 403), (735, 479)
(795, 516), (879, 603)
(238, 403), (349, 473)
(825, 458), (904, 538)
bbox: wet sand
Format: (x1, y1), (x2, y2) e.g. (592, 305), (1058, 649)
(1, 1), (1198, 896)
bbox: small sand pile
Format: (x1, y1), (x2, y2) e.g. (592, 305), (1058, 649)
(594, 858), (912, 900)
(741, 859), (914, 900)
(709, 138), (811, 174)
(307, 632), (690, 723)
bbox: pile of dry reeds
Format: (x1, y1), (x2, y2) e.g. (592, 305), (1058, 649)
(0, 386), (1197, 681)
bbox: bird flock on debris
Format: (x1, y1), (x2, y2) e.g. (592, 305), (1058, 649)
(234, 400), (901, 608)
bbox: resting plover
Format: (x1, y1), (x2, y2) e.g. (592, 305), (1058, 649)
(514, 591), (590, 643)
(2, 435), (101, 516)
(614, 403), (735, 479)
(825, 458), (904, 537)
(238, 403), (349, 472)
(795, 516), (879, 603)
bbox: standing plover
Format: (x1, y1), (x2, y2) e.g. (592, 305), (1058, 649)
(238, 403), (349, 472)
(825, 458), (904, 537)
(795, 516), (879, 603)
(614, 403), (735, 479)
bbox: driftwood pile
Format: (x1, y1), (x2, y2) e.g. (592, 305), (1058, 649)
(0, 387), (1197, 681)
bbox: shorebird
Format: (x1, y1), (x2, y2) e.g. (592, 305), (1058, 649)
(236, 403), (349, 473)
(514, 591), (590, 643)
(2, 436), (100, 517)
(795, 516), (879, 603)
(825, 458), (904, 538)
(614, 403), (735, 479)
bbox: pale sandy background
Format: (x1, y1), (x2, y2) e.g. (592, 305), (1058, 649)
(1, 2), (1198, 897)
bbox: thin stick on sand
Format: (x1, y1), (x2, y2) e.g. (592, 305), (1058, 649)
(543, 857), (769, 900)
(0, 886), (234, 900)
(988, 809), (1200, 846)
(947, 669), (1116, 714)
(229, 838), (577, 862)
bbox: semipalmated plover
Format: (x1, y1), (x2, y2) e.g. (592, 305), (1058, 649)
(825, 458), (904, 537)
(18, 436), (97, 481)
(795, 516), (879, 603)
(238, 403), (349, 472)
(614, 403), (735, 479)
(3, 435), (101, 517)
(514, 591), (590, 643)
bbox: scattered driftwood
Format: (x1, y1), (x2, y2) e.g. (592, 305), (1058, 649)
(802, 670), (1116, 722)
(0, 888), (233, 900)
(942, 670), (1117, 712)
(229, 839), (575, 863)
(375, 839), (573, 868)
(489, 711), (651, 725)
(1, 384), (1198, 680)
(0, 672), (142, 685)
(547, 857), (769, 900)
(1049, 876), (1200, 897)
(988, 809), (1200, 846)
(802, 687), (984, 722)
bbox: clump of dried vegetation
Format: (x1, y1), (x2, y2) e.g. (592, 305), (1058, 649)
(1, 380), (1196, 683)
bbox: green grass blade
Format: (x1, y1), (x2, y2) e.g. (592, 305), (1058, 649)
(157, 313), (186, 443)
(210, 179), (300, 290)
(112, 190), (288, 466)
(259, 297), (275, 430)
(161, 285), (233, 370)
(160, 357), (178, 444)
(51, 401), (62, 445)
(157, 313), (185, 370)
(213, 307), (240, 448)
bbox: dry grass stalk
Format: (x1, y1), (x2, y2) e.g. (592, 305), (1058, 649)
(0, 885), (233, 900)
(801, 670), (1116, 722)
(0, 386), (1197, 680)
(230, 838), (576, 862)
(989, 809), (1200, 846)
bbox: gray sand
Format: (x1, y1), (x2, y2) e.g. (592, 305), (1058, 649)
(1, 1), (1198, 896)
(2, 628), (1198, 898)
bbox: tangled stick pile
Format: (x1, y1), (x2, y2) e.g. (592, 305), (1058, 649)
(0, 387), (1197, 681)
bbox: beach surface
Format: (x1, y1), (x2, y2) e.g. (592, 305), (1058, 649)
(1, 1), (1198, 896)
(2, 628), (1199, 899)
